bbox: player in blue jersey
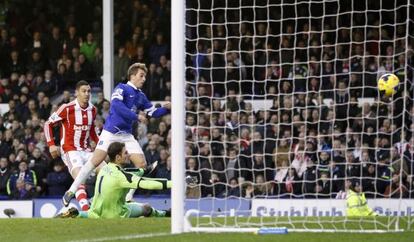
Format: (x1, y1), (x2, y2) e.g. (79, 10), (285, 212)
(62, 63), (170, 206)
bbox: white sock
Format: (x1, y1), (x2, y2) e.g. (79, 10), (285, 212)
(125, 189), (136, 202)
(69, 161), (95, 193)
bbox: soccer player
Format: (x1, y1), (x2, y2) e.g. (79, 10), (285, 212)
(346, 179), (378, 216)
(56, 142), (171, 218)
(44, 80), (99, 211)
(62, 63), (170, 206)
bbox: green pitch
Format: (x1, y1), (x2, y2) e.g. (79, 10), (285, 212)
(0, 217), (413, 242)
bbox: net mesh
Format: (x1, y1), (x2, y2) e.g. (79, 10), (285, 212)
(184, 0), (414, 232)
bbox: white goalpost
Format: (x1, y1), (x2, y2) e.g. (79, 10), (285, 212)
(172, 0), (414, 234)
(171, 0), (186, 234)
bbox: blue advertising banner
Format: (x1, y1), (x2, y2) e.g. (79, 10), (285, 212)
(185, 198), (251, 217)
(33, 197), (251, 218)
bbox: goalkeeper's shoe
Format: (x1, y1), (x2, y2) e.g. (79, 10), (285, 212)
(124, 161), (158, 177)
(55, 207), (79, 218)
(143, 160), (158, 176)
(62, 191), (75, 207)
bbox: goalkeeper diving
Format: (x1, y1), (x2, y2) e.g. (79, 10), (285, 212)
(56, 142), (171, 218)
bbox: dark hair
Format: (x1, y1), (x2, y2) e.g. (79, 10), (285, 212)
(107, 142), (125, 162)
(76, 80), (90, 90)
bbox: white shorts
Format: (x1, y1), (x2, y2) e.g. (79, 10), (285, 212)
(62, 150), (93, 174)
(95, 130), (144, 154)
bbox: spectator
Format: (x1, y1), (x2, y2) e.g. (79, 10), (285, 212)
(0, 157), (11, 196)
(45, 26), (63, 70)
(92, 47), (103, 79)
(4, 50), (25, 76)
(64, 25), (80, 55)
(72, 61), (87, 83)
(253, 174), (272, 197)
(0, 130), (13, 158)
(144, 141), (160, 165)
(79, 33), (97, 62)
(149, 32), (169, 64)
(28, 147), (48, 192)
(55, 63), (72, 91)
(186, 157), (201, 198)
(377, 152), (393, 196)
(7, 161), (40, 197)
(26, 50), (46, 76)
(403, 138), (414, 177)
(10, 179), (38, 200)
(384, 173), (408, 198)
(142, 63), (161, 100)
(204, 172), (225, 197)
(38, 96), (52, 120)
(362, 163), (377, 198)
(78, 53), (94, 79)
(222, 177), (241, 197)
(302, 160), (317, 197)
(99, 100), (110, 120)
(316, 172), (332, 198)
(281, 168), (301, 197)
(58, 90), (72, 106)
(3, 99), (20, 122)
(46, 161), (70, 196)
(114, 46), (130, 84)
(156, 156), (171, 180)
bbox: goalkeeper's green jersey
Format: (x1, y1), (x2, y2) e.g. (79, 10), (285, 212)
(88, 163), (140, 218)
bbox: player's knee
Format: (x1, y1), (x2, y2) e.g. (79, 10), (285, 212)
(130, 154), (146, 168)
(138, 160), (146, 168)
(92, 149), (108, 165)
(142, 204), (153, 217)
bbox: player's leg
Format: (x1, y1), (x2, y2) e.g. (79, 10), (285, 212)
(61, 152), (90, 210)
(71, 167), (89, 211)
(63, 131), (113, 206)
(71, 151), (100, 211)
(127, 202), (170, 218)
(130, 153), (146, 168)
(124, 135), (146, 202)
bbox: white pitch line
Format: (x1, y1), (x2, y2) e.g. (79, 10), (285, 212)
(68, 232), (171, 242)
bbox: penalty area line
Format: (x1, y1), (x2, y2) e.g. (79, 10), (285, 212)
(68, 232), (171, 242)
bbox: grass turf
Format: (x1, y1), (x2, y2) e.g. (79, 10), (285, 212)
(0, 217), (413, 242)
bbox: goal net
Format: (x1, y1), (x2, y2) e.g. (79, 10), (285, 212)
(172, 0), (414, 233)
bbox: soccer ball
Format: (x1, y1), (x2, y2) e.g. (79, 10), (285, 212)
(377, 73), (400, 96)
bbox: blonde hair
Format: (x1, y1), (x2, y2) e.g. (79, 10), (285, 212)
(127, 63), (148, 80)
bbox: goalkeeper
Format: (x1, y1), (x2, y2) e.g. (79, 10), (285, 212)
(346, 179), (378, 217)
(56, 142), (171, 218)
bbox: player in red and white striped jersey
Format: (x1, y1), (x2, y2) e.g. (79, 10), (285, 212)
(44, 81), (99, 211)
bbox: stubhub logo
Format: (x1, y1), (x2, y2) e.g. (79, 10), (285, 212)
(252, 199), (414, 217)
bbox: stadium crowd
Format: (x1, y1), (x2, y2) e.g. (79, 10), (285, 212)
(183, 0), (414, 199)
(0, 0), (413, 201)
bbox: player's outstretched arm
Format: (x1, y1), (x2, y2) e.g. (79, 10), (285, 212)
(144, 104), (170, 118)
(142, 93), (171, 118)
(118, 170), (171, 190)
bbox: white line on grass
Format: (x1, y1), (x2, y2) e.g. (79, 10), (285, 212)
(68, 232), (171, 242)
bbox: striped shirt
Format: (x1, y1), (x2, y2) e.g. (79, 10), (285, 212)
(44, 99), (99, 152)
